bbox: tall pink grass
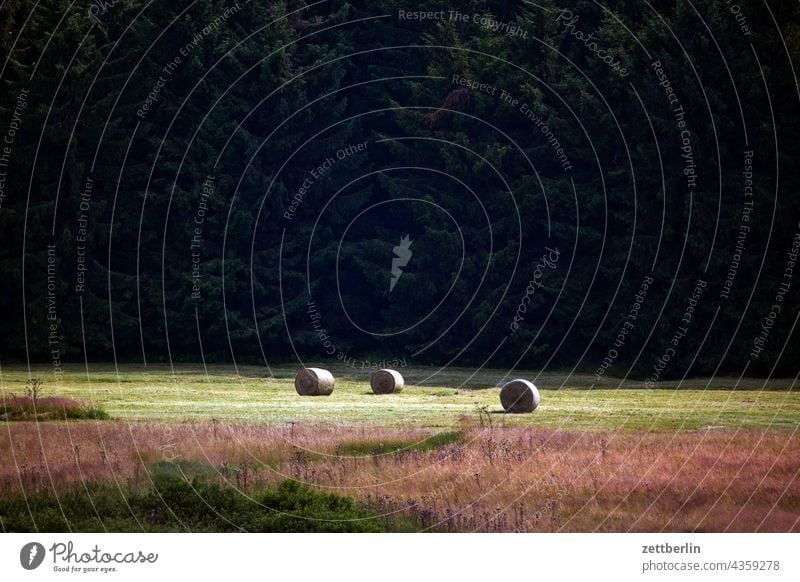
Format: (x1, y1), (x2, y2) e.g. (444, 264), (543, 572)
(1, 421), (797, 532)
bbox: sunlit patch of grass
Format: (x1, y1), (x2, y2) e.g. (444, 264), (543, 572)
(1, 364), (797, 430)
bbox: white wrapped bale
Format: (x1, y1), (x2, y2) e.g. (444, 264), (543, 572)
(294, 367), (335, 396)
(499, 379), (540, 413)
(370, 369), (404, 394)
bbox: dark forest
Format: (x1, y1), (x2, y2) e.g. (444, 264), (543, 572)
(1, 0), (799, 379)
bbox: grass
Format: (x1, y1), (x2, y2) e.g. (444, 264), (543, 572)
(335, 430), (462, 456)
(0, 363), (796, 430)
(0, 468), (390, 532)
(0, 364), (797, 532)
(1, 421), (797, 532)
(0, 394), (110, 421)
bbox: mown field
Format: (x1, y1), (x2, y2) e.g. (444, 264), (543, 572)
(1, 364), (798, 430)
(1, 364), (798, 532)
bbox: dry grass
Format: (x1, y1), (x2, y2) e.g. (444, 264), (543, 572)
(1, 420), (797, 532)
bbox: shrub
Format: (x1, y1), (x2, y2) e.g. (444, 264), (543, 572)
(0, 394), (110, 421)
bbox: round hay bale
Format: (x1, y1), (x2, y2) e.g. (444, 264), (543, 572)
(370, 369), (404, 394)
(499, 379), (540, 413)
(294, 367), (334, 396)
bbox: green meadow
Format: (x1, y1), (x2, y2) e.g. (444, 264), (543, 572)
(2, 364), (797, 430)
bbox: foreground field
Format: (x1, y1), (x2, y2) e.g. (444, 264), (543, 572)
(1, 422), (798, 532)
(1, 364), (798, 532)
(1, 364), (798, 430)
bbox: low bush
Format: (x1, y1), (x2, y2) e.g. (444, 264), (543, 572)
(0, 395), (110, 421)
